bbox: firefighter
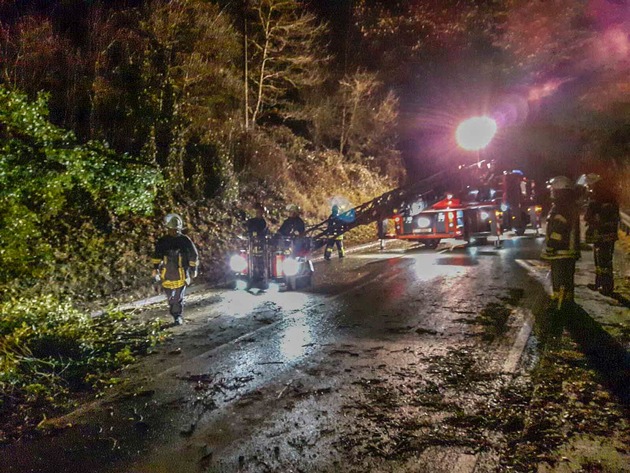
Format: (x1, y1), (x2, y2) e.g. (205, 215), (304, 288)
(324, 204), (345, 260)
(245, 203), (269, 289)
(246, 203), (269, 237)
(584, 175), (619, 296)
(278, 204), (305, 237)
(541, 176), (581, 310)
(152, 213), (199, 325)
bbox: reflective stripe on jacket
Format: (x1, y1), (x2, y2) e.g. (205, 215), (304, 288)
(153, 234), (199, 289)
(542, 203), (580, 261)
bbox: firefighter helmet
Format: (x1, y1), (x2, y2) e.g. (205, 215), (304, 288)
(576, 173), (601, 188)
(286, 204), (300, 214)
(548, 176), (574, 191)
(548, 176), (574, 201)
(164, 213), (183, 230)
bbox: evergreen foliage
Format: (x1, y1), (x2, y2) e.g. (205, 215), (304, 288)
(0, 87), (161, 294)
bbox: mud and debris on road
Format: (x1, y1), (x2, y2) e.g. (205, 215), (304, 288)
(1, 237), (629, 473)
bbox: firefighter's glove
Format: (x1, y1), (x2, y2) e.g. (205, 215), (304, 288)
(152, 270), (161, 283)
(191, 268), (198, 279)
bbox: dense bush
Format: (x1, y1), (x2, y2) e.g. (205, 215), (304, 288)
(0, 87), (161, 297)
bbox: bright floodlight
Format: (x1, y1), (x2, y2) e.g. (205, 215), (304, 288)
(455, 116), (497, 151)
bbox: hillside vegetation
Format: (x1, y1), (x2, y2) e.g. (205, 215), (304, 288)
(0, 0), (403, 303)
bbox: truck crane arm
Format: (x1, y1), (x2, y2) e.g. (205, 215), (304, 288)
(305, 163), (485, 247)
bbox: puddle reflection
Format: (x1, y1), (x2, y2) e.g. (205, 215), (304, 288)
(216, 290), (310, 318)
(412, 254), (468, 280)
(278, 318), (313, 361)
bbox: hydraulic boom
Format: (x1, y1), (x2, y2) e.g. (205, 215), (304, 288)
(305, 162), (487, 247)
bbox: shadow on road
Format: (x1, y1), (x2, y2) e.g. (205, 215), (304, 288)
(611, 292), (630, 309)
(538, 303), (630, 406)
(565, 305), (630, 405)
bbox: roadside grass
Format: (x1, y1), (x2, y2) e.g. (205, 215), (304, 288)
(0, 295), (167, 443)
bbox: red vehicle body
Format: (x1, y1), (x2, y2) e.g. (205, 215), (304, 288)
(382, 169), (542, 248)
(499, 171), (542, 236)
(229, 236), (314, 291)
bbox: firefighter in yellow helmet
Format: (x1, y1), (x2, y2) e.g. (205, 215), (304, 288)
(151, 213), (199, 325)
(541, 177), (581, 310)
(583, 174), (620, 296)
(324, 204), (345, 260)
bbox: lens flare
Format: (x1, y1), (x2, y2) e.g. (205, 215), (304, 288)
(455, 116), (497, 151)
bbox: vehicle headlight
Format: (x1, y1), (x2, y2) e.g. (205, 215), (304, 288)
(500, 203), (509, 212)
(480, 211), (490, 220)
(417, 217), (431, 228)
(229, 254), (248, 272)
(282, 257), (300, 277)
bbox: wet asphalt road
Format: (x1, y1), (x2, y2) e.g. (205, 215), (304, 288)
(0, 234), (550, 473)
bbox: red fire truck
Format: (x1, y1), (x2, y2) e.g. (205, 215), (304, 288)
(304, 161), (542, 251)
(381, 168), (542, 248)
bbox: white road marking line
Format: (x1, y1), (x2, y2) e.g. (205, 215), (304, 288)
(515, 259), (552, 295)
(503, 308), (533, 373)
(455, 306), (535, 472)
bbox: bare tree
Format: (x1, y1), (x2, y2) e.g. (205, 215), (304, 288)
(246, 0), (328, 125)
(307, 71), (402, 177)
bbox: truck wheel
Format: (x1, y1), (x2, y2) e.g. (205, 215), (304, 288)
(425, 239), (440, 249)
(515, 227), (526, 236)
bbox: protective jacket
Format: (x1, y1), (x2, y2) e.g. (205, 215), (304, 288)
(584, 200), (619, 243)
(246, 217), (268, 237)
(278, 216), (305, 237)
(326, 214), (345, 240)
(152, 234), (199, 289)
(541, 203), (580, 260)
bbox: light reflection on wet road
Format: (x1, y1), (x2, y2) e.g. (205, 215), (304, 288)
(0, 235), (547, 473)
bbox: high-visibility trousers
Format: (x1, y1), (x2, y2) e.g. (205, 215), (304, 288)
(594, 241), (615, 293)
(550, 259), (576, 310)
(324, 236), (344, 259)
(163, 285), (187, 319)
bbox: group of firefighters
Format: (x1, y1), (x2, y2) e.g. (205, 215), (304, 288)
(151, 204), (346, 325)
(542, 173), (620, 312)
(150, 174), (620, 326)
